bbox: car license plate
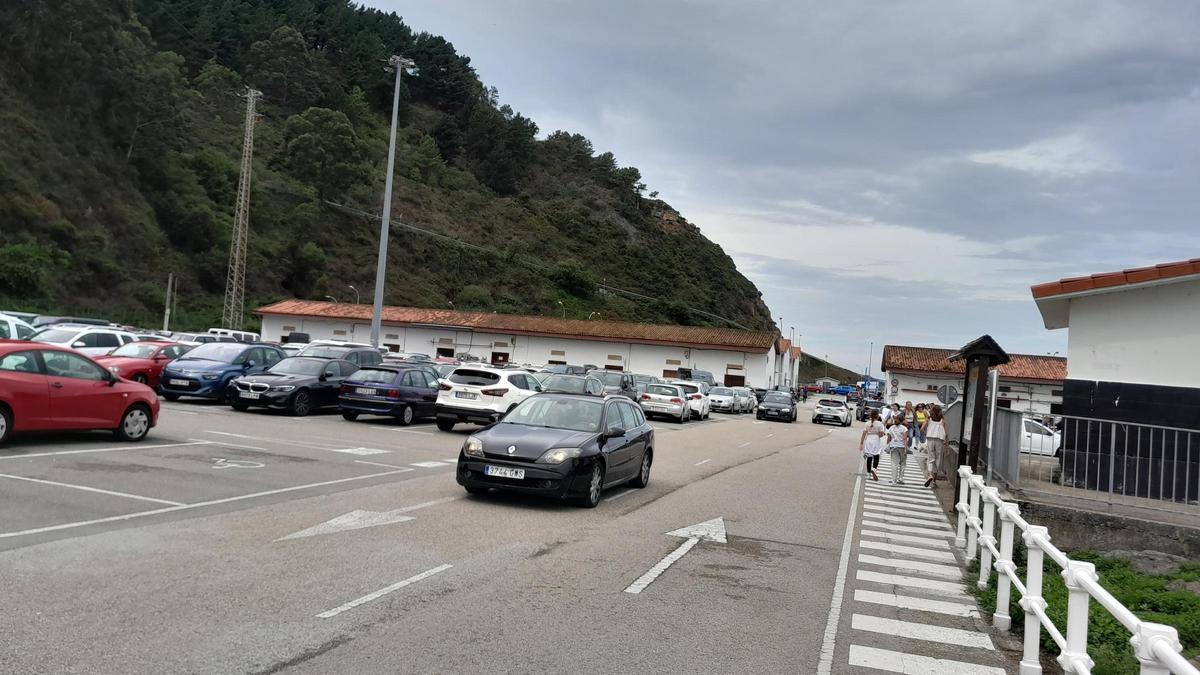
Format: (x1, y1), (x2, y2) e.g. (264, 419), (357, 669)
(355, 387), (375, 395)
(455, 391), (478, 400)
(169, 379), (188, 386)
(484, 465), (524, 480)
(240, 391), (260, 400)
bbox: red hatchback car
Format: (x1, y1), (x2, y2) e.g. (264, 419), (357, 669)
(93, 340), (193, 388)
(0, 341), (161, 446)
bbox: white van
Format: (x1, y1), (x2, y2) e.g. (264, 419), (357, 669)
(207, 328), (260, 343)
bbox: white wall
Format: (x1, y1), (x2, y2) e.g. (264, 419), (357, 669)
(888, 371), (1059, 415)
(1065, 280), (1200, 388)
(261, 316), (774, 386)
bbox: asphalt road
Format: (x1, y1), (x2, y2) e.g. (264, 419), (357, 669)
(0, 399), (1015, 673)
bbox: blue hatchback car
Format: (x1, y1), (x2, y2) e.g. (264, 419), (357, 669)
(159, 342), (285, 402)
(338, 364), (440, 426)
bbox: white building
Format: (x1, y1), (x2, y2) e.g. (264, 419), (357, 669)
(1032, 258), (1200, 428)
(881, 345), (1066, 415)
(256, 300), (783, 387)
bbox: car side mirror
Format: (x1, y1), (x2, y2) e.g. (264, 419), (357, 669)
(107, 372), (118, 386)
(73, 341), (87, 348)
(604, 425), (626, 439)
(244, 360), (255, 369)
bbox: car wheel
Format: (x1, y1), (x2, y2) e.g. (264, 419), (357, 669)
(0, 405), (11, 447)
(342, 411), (359, 421)
(114, 404), (151, 442)
(398, 404), (415, 426)
(464, 485), (488, 496)
(288, 390), (312, 417)
(578, 462), (604, 508)
(630, 451), (652, 488)
(162, 393), (180, 402)
(133, 374), (149, 385)
(677, 409), (687, 424)
(436, 417), (456, 432)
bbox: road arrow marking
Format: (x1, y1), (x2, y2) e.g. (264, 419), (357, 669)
(624, 517), (727, 594)
(212, 458), (264, 469)
(277, 497), (455, 541)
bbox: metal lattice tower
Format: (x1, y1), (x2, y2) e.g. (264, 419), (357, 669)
(222, 88), (262, 330)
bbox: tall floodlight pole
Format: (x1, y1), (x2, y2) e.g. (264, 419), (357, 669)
(222, 88), (262, 330)
(370, 55), (417, 348)
(162, 273), (174, 332)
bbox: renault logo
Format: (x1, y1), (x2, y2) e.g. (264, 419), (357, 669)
(507, 445), (517, 454)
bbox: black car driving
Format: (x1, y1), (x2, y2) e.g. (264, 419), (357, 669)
(230, 357), (358, 416)
(857, 398), (885, 422)
(756, 391), (796, 423)
(456, 393), (654, 507)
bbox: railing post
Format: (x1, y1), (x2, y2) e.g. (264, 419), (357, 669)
(1019, 525), (1050, 675)
(993, 502), (1020, 631)
(956, 465), (972, 548)
(1108, 422), (1117, 507)
(967, 478), (982, 560)
(978, 486), (999, 590)
(1058, 560), (1098, 674)
(1131, 622), (1182, 675)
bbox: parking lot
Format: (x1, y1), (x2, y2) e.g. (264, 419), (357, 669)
(0, 399), (741, 550)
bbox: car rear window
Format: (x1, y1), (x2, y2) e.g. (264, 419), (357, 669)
(349, 368), (401, 384)
(709, 387), (733, 396)
(598, 372), (625, 386)
(764, 393), (791, 403)
(647, 385), (678, 397)
(819, 399), (845, 407)
(450, 369), (501, 386)
(675, 383), (699, 395)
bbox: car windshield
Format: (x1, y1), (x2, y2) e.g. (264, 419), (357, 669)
(543, 375), (588, 393)
(710, 387), (734, 396)
(268, 358), (326, 376)
(597, 372), (625, 386)
(647, 385), (679, 397)
(818, 399), (845, 408)
(349, 368), (400, 384)
(504, 397), (603, 433)
(764, 393), (792, 404)
(109, 343), (161, 358)
(31, 328), (78, 343)
(176, 343), (246, 362)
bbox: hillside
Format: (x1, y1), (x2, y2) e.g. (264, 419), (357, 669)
(0, 0), (775, 333)
(796, 353), (862, 385)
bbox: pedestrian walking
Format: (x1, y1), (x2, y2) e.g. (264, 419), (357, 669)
(922, 405), (948, 487)
(913, 403), (928, 450)
(903, 401), (916, 448)
(886, 414), (908, 484)
(859, 409), (886, 481)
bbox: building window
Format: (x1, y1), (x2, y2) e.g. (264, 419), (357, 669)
(548, 360), (566, 365)
(283, 325), (297, 332)
(551, 350), (566, 357)
(666, 359), (681, 366)
(1051, 389), (1063, 397)
(385, 333), (399, 340)
(607, 354), (622, 361)
(333, 329), (347, 336)
(663, 369), (679, 379)
(438, 338), (454, 345)
(726, 364), (743, 371)
(998, 385), (1012, 393)
(493, 341), (508, 348)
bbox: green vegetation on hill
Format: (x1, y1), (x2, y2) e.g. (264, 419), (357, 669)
(796, 353), (862, 385)
(0, 0), (775, 332)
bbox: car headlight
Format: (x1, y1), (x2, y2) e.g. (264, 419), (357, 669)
(537, 447), (581, 465)
(463, 436), (485, 458)
(201, 373), (220, 381)
(270, 385), (295, 392)
(107, 366), (122, 373)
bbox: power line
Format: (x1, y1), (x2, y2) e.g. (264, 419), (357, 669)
(322, 200), (754, 331)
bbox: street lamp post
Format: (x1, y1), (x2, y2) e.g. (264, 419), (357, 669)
(348, 285), (360, 304)
(369, 54), (417, 348)
(324, 295), (339, 303)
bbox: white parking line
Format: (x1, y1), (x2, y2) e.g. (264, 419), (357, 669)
(737, 442), (751, 448)
(353, 460), (414, 471)
(187, 438), (268, 451)
(766, 433), (775, 438)
(0, 473), (185, 506)
(0, 467), (415, 539)
(851, 614), (994, 650)
(317, 564), (453, 619)
(603, 489), (635, 502)
(411, 461), (448, 468)
(694, 459), (712, 466)
(200, 430), (344, 450)
(0, 440), (212, 461)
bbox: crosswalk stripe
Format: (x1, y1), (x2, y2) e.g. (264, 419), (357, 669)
(856, 570), (969, 597)
(863, 497), (944, 513)
(861, 520), (954, 537)
(863, 490), (939, 505)
(862, 505), (948, 524)
(851, 614), (994, 649)
(848, 645), (1005, 674)
(858, 554), (963, 578)
(860, 512), (951, 529)
(858, 539), (957, 562)
(859, 529), (953, 548)
(853, 589), (979, 617)
(864, 483), (935, 494)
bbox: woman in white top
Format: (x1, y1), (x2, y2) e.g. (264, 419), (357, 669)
(922, 404), (949, 487)
(886, 415), (909, 485)
(858, 409), (886, 482)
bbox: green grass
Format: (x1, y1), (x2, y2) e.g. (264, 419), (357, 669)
(971, 547), (1200, 674)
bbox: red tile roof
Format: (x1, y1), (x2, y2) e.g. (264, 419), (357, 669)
(882, 345), (1066, 382)
(789, 346), (802, 359)
(256, 299), (778, 352)
(1031, 258), (1200, 299)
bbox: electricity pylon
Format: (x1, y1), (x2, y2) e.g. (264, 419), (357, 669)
(222, 88), (262, 330)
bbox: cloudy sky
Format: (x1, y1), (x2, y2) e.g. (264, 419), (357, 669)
(375, 0), (1200, 373)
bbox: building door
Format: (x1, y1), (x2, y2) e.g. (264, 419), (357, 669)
(491, 352), (510, 365)
(724, 374), (745, 387)
(436, 347), (454, 358)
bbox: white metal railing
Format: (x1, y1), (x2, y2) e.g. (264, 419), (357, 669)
(956, 465), (1198, 675)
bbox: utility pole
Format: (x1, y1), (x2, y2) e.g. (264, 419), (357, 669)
(369, 55), (417, 348)
(222, 88), (262, 330)
(162, 273), (174, 331)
